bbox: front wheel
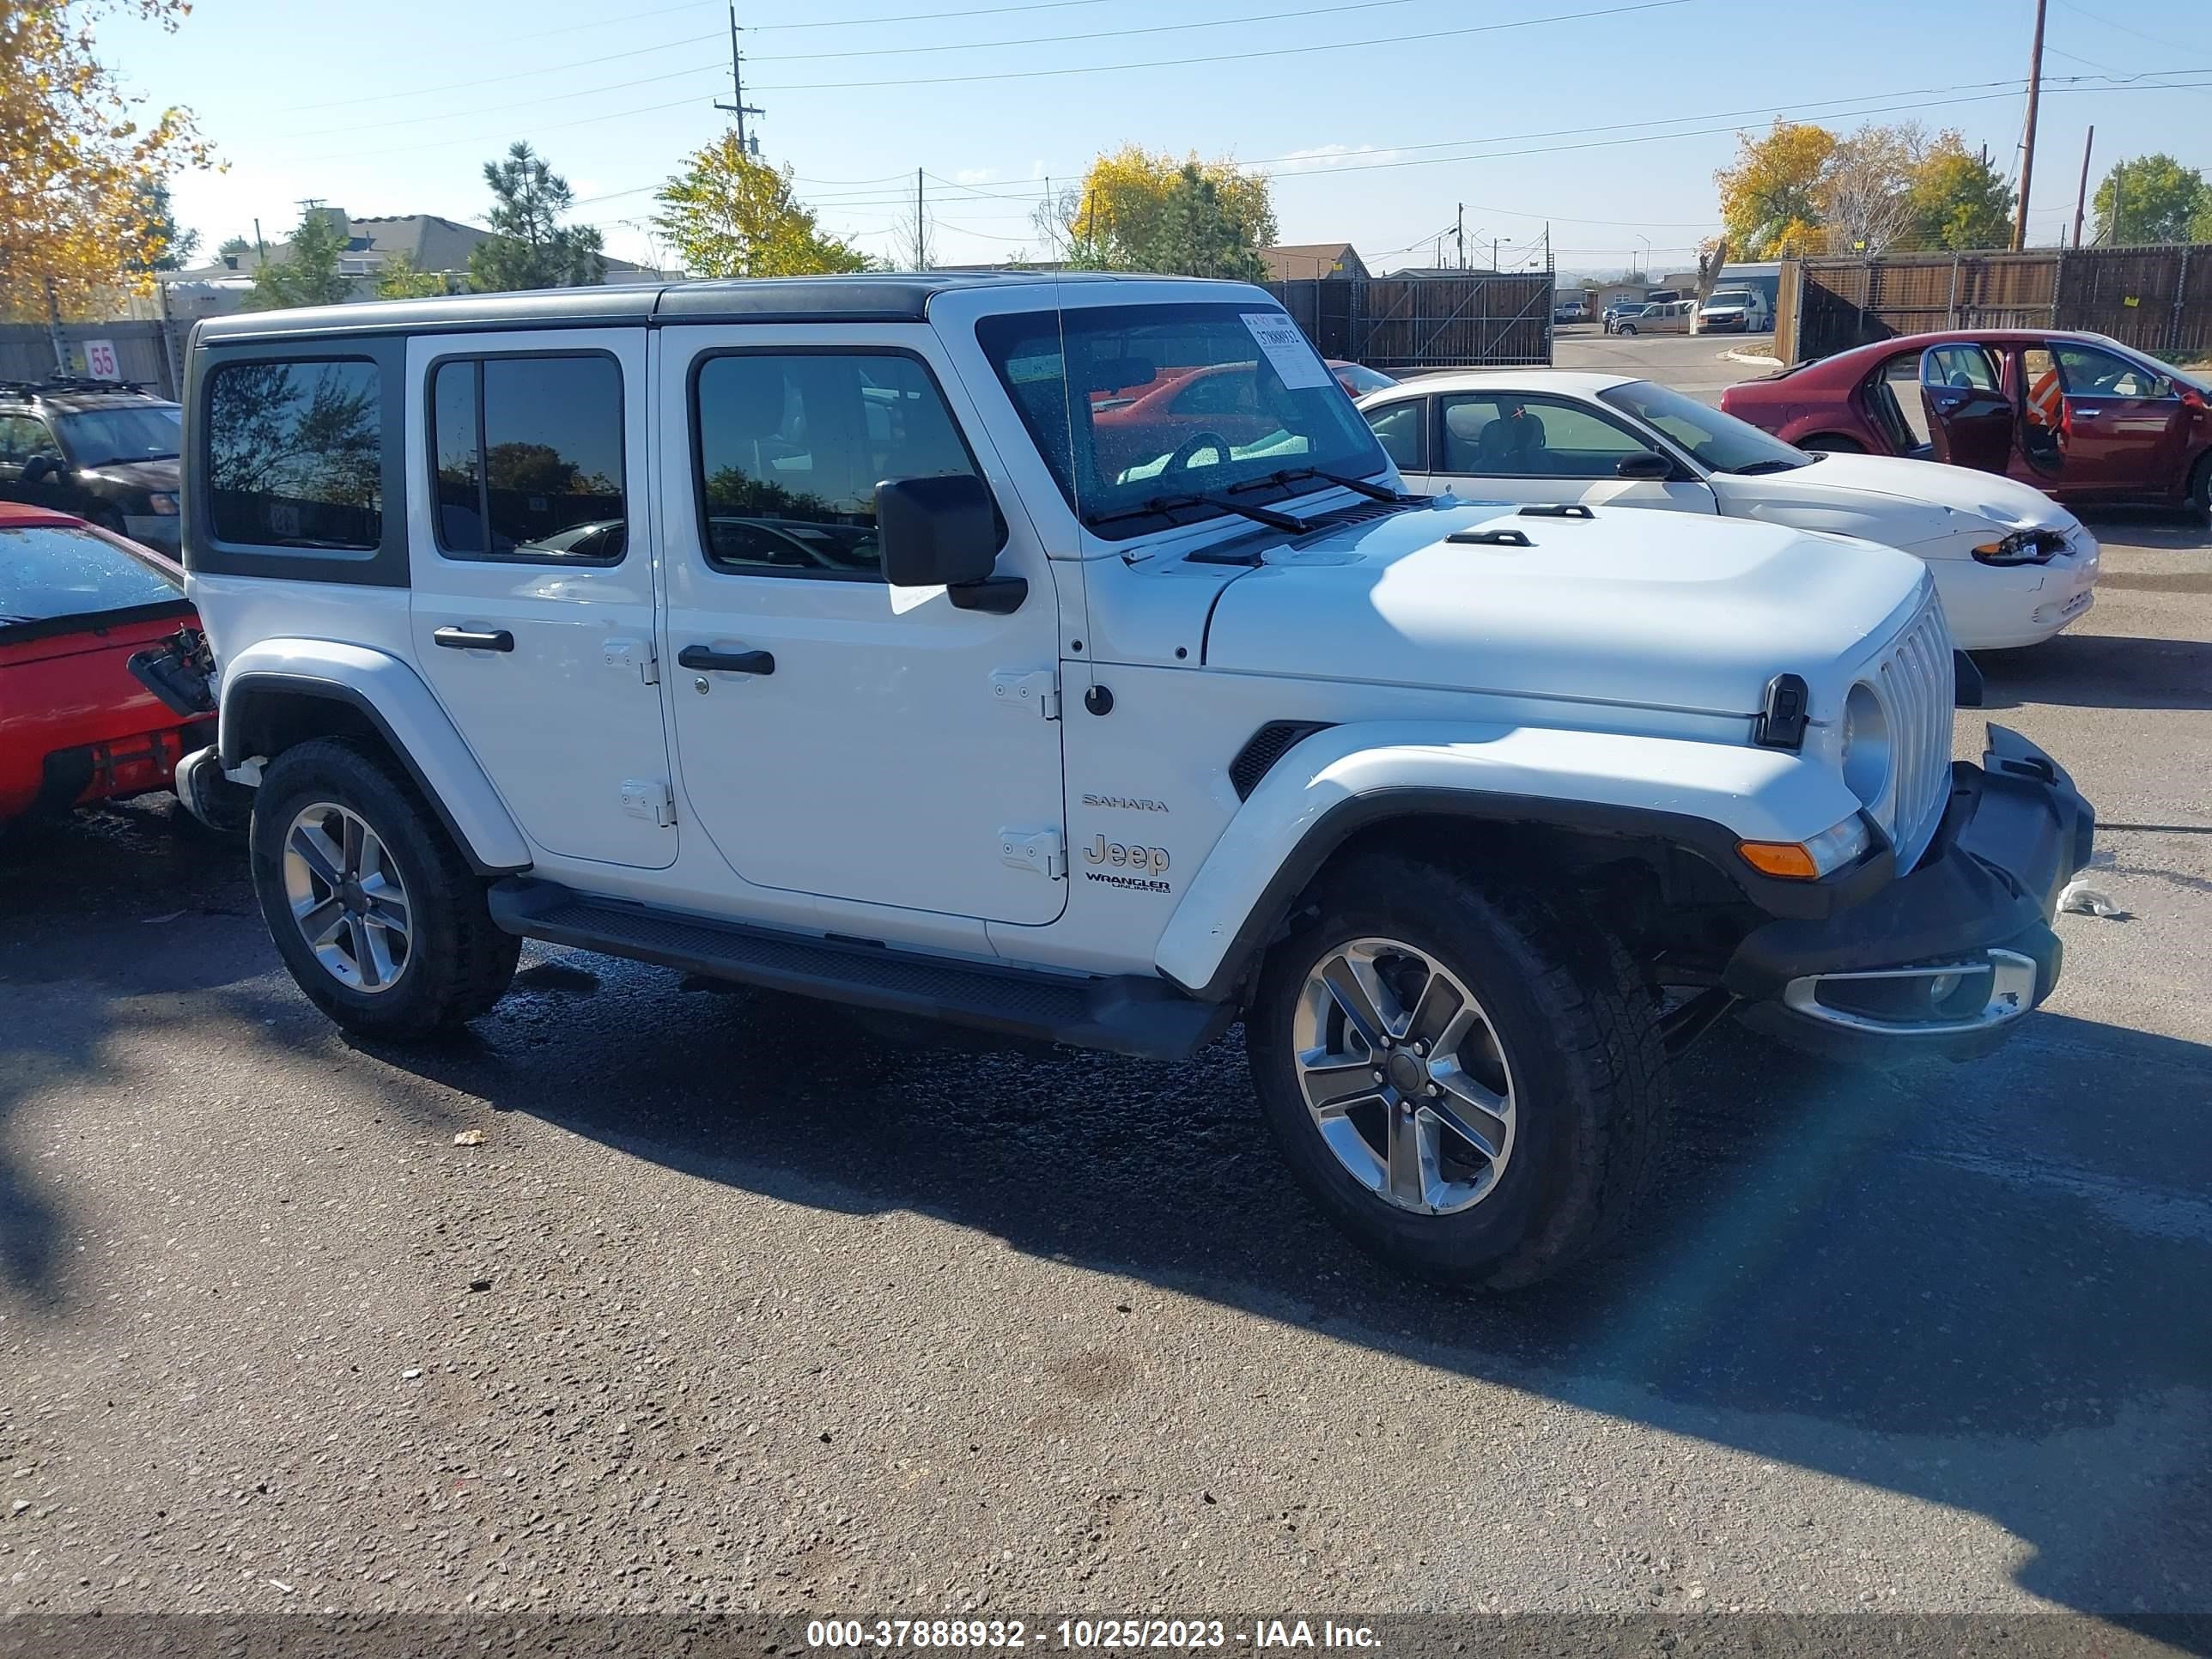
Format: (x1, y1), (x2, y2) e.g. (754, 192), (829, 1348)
(1245, 852), (1668, 1288)
(1616, 324), (1637, 337)
(250, 738), (519, 1038)
(2190, 451), (2210, 518)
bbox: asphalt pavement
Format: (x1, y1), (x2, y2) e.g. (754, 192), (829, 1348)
(3, 342), (2209, 1638)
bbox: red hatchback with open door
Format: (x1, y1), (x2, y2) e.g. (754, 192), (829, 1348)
(0, 501), (212, 832)
(1721, 329), (2212, 514)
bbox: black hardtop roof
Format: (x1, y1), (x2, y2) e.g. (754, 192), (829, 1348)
(193, 270), (1247, 343)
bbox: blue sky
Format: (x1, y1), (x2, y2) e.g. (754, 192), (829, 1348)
(104, 0), (2212, 276)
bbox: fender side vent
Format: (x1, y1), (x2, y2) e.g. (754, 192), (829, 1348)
(1230, 721), (1334, 799)
(1754, 672), (1811, 750)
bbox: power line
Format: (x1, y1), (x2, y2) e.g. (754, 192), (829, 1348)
(759, 0), (1418, 63)
(747, 0), (1691, 91)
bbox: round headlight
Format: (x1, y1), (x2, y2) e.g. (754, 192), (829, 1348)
(1841, 682), (1892, 810)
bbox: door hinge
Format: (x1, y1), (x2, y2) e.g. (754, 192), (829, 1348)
(1000, 828), (1065, 879)
(989, 668), (1060, 720)
(620, 779), (677, 828)
(605, 636), (658, 685)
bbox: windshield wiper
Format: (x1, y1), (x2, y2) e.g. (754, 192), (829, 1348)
(1725, 458), (1811, 476)
(1087, 490), (1313, 533)
(1227, 465), (1413, 502)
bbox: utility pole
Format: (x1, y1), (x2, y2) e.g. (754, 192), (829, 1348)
(714, 3), (763, 155)
(2071, 125), (2094, 249)
(1492, 236), (1498, 273)
(45, 277), (68, 374)
(1455, 204), (1464, 270)
(2011, 0), (2046, 251)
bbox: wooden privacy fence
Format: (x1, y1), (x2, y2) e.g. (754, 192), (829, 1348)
(1783, 245), (2210, 363)
(1266, 273), (1554, 369)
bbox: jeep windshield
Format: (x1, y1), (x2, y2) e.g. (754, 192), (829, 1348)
(976, 302), (1388, 540)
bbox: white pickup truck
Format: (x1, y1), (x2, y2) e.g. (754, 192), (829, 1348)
(152, 273), (2093, 1286)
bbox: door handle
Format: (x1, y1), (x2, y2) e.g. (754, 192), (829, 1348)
(433, 626), (514, 653)
(2071, 406), (2100, 418)
(678, 644), (775, 675)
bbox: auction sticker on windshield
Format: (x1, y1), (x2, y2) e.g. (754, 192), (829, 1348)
(1241, 313), (1332, 389)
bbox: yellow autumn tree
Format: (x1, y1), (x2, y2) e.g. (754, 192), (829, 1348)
(1058, 147), (1278, 280)
(0, 0), (216, 320)
(1715, 121), (1836, 259)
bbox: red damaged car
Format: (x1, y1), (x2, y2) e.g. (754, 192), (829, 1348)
(1721, 329), (2212, 514)
(0, 501), (214, 833)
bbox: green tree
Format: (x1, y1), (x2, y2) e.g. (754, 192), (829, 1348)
(468, 142), (604, 292)
(652, 134), (873, 277)
(2094, 154), (2209, 245)
(125, 177), (198, 270)
(243, 206), (355, 311)
(217, 234), (252, 260)
(1904, 135), (2016, 251)
(373, 250), (447, 300)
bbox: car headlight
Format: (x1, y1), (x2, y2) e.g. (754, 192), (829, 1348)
(1840, 681), (1891, 811)
(146, 492), (179, 515)
(1736, 814), (1873, 880)
(1972, 526), (2065, 566)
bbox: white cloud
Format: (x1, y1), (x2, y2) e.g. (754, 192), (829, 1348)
(955, 167), (999, 185)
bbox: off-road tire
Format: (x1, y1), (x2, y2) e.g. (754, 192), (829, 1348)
(250, 738), (519, 1038)
(1246, 851), (1668, 1289)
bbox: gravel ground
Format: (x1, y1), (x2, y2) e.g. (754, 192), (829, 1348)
(3, 431), (2207, 1634)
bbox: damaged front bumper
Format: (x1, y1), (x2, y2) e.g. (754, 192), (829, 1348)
(1726, 725), (2095, 1061)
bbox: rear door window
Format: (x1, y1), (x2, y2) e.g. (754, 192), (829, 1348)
(204, 360), (382, 549)
(429, 354), (626, 562)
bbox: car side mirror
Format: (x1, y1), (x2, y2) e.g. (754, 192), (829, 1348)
(1615, 450), (1672, 481)
(21, 454), (60, 486)
(877, 473), (1024, 612)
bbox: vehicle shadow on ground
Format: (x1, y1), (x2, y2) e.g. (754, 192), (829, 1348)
(1977, 633), (2212, 712)
(0, 800), (266, 1306)
(368, 959), (2212, 1625)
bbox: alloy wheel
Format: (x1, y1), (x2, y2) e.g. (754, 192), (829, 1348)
(281, 801), (413, 994)
(1290, 936), (1516, 1216)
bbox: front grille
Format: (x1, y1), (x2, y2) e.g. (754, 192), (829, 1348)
(1872, 598), (1955, 871)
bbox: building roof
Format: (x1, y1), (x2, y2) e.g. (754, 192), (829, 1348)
(1260, 243), (1363, 281)
(194, 270), (1243, 341)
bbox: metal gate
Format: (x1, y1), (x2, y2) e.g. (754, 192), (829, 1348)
(1266, 274), (1553, 369)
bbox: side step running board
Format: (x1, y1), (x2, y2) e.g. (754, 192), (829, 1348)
(487, 878), (1231, 1061)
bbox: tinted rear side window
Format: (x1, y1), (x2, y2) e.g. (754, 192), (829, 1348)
(428, 354), (626, 562)
(205, 360), (381, 549)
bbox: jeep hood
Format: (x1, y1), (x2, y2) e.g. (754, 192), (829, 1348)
(1201, 501), (1928, 718)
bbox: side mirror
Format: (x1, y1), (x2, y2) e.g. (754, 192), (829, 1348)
(1615, 450), (1673, 481)
(21, 454), (59, 486)
(878, 474), (1024, 611)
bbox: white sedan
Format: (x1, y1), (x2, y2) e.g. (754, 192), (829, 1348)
(1358, 370), (2100, 650)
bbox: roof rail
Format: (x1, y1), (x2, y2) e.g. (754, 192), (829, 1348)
(0, 374), (149, 397)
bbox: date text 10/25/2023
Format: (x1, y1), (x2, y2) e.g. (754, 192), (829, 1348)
(805, 1619), (1381, 1650)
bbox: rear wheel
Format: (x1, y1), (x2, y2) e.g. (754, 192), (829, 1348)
(1797, 434), (1865, 454)
(250, 738), (518, 1038)
(2190, 451), (2211, 517)
(1244, 852), (1668, 1288)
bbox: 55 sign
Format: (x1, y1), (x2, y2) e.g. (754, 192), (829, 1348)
(81, 339), (121, 381)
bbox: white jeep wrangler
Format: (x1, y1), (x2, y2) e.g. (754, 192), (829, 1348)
(161, 275), (2094, 1286)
